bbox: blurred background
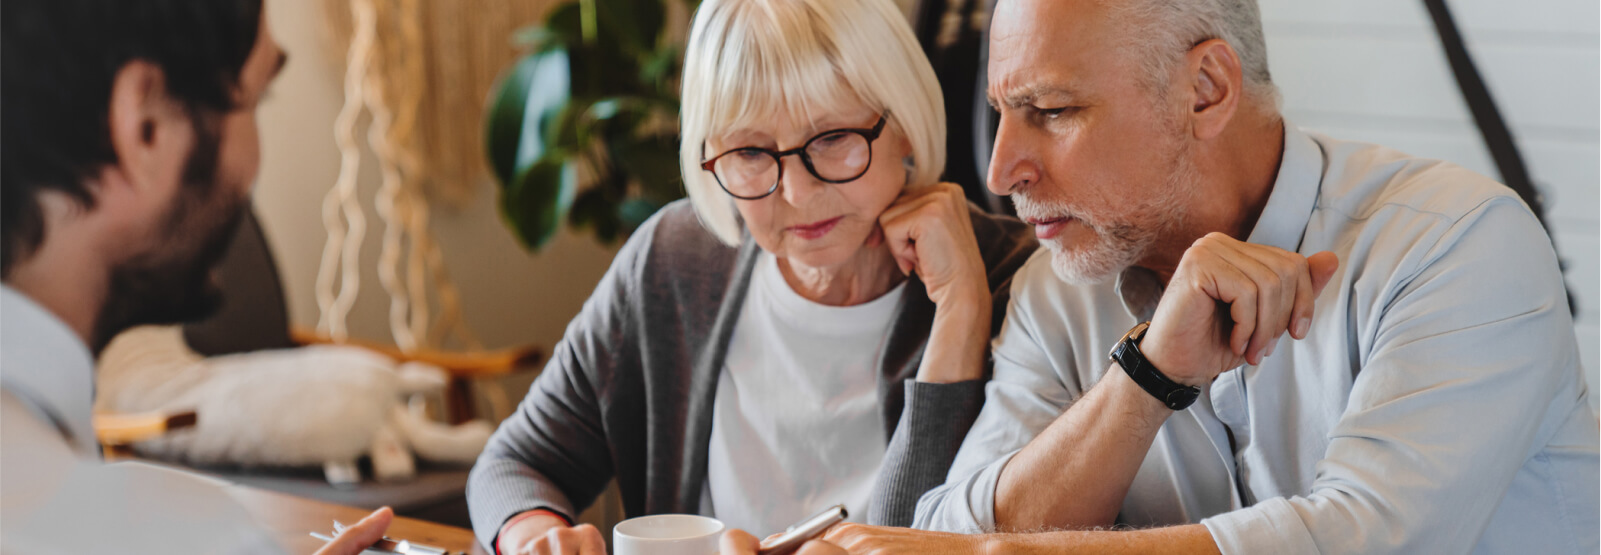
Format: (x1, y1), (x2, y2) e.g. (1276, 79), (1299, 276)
(226, 0), (1596, 530)
(250, 0), (1598, 414)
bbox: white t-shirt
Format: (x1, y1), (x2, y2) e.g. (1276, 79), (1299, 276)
(702, 251), (904, 536)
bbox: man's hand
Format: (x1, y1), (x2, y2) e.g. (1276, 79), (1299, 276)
(1143, 233), (1339, 386)
(719, 529), (846, 555)
(820, 523), (984, 555)
(499, 512), (605, 555)
(313, 507), (393, 555)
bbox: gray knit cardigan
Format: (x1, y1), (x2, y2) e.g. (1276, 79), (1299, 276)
(466, 199), (1037, 549)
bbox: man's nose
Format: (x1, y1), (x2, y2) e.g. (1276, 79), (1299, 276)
(986, 114), (1039, 197)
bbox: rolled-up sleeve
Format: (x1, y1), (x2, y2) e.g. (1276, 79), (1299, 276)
(912, 278), (1080, 533)
(1202, 198), (1586, 554)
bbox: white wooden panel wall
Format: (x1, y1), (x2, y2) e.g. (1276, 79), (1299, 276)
(1258, 0), (1600, 409)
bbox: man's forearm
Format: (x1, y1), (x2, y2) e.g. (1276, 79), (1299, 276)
(993, 365), (1173, 531)
(980, 524), (1220, 555)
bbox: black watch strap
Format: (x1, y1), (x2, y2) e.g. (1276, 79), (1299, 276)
(1109, 322), (1201, 411)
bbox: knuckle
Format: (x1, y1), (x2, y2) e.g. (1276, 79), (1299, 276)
(1241, 279), (1259, 296)
(1263, 271), (1282, 290)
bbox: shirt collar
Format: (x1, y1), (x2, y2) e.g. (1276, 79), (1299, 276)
(1, 285), (98, 455)
(1116, 120), (1325, 320)
(1244, 121), (1324, 254)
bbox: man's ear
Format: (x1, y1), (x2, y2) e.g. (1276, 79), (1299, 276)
(1184, 39), (1244, 141)
(104, 60), (192, 210)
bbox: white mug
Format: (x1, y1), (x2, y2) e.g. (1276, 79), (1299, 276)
(613, 514), (725, 555)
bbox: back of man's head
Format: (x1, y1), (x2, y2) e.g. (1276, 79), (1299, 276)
(1, 0), (264, 276)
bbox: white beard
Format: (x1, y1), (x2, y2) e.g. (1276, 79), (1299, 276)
(1036, 224), (1150, 285)
(1015, 143), (1199, 285)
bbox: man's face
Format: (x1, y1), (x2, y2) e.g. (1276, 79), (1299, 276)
(985, 0), (1197, 284)
(92, 9), (286, 348)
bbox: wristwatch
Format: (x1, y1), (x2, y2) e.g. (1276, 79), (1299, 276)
(1109, 322), (1201, 410)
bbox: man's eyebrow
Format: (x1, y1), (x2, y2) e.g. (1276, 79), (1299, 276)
(990, 83), (1078, 110)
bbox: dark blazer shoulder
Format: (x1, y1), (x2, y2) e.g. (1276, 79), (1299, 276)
(609, 199), (741, 284)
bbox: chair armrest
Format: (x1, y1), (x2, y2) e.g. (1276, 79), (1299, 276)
(94, 410), (198, 446)
(289, 326), (544, 378)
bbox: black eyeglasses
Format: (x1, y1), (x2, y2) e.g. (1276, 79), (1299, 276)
(700, 113), (889, 200)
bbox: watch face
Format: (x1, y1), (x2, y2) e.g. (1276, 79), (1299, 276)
(1112, 322), (1150, 359)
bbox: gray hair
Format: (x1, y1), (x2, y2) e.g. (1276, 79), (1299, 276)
(1111, 0), (1280, 110)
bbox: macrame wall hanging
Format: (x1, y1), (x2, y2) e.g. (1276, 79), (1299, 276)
(316, 0), (553, 352)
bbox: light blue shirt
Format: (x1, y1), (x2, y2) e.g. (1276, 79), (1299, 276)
(0, 286), (283, 554)
(914, 123), (1600, 554)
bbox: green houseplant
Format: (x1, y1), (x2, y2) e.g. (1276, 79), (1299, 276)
(485, 0), (694, 250)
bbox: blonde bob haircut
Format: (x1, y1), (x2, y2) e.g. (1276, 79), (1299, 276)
(679, 0), (946, 245)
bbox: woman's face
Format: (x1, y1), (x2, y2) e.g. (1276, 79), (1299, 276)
(707, 98), (912, 271)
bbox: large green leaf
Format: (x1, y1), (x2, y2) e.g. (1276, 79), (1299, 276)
(484, 47), (572, 189)
(608, 133), (682, 199)
(485, 0), (692, 251)
(499, 157), (579, 250)
(568, 185), (624, 243)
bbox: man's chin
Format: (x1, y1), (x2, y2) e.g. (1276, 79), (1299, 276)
(1043, 240), (1130, 285)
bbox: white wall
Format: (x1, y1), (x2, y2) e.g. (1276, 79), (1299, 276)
(253, 0), (621, 401)
(1259, 0), (1600, 408)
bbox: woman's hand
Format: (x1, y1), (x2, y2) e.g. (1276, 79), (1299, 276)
(879, 182), (992, 383)
(312, 507), (393, 555)
(879, 182), (989, 309)
(499, 512), (606, 555)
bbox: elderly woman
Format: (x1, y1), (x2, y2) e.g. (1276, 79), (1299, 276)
(465, 0), (1036, 553)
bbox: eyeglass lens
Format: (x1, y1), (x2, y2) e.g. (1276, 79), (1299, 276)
(712, 129), (873, 198)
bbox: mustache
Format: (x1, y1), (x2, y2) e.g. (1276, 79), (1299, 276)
(1013, 193), (1090, 226)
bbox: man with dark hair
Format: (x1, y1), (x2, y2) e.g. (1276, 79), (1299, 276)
(1, 2), (393, 552)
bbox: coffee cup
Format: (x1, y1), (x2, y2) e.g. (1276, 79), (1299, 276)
(612, 514), (725, 555)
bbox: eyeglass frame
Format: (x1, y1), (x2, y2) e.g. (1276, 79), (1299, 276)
(698, 113), (890, 200)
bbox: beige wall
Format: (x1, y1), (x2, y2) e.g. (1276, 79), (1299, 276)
(253, 0), (621, 363)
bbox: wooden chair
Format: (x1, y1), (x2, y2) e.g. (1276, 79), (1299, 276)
(94, 206), (540, 528)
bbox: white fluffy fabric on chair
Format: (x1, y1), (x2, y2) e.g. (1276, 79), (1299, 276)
(96, 326), (493, 484)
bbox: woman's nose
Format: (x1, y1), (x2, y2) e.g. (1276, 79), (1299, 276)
(778, 156), (825, 206)
(986, 114), (1040, 197)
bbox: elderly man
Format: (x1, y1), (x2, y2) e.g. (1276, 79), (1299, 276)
(1, 1), (393, 552)
(739, 0), (1599, 554)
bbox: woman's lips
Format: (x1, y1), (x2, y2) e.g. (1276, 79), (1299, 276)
(788, 216), (845, 240)
(1026, 216), (1072, 240)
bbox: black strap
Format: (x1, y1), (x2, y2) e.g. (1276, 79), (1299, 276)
(1423, 0), (1573, 315)
(1421, 0), (1548, 226)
